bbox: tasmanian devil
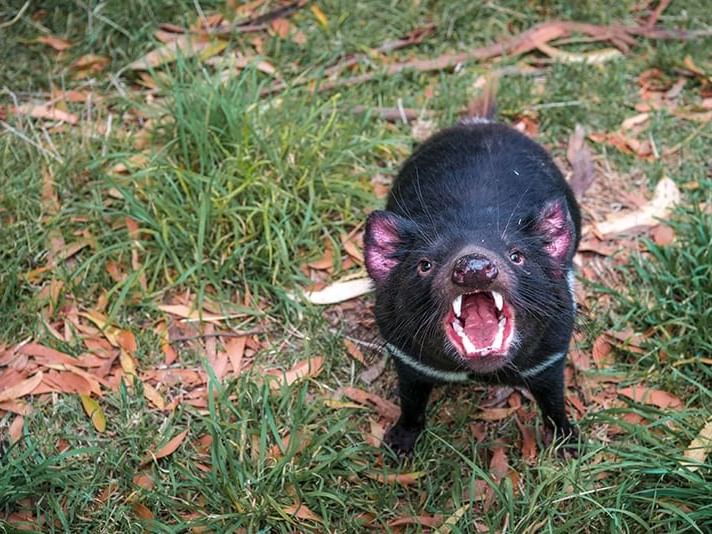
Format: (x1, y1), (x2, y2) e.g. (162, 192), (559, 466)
(364, 106), (581, 456)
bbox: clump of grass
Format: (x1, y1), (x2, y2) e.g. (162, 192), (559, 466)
(108, 66), (379, 310)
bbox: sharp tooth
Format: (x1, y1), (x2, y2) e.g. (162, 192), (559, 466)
(453, 295), (462, 317)
(492, 319), (505, 349)
(492, 291), (503, 312)
(460, 332), (478, 354)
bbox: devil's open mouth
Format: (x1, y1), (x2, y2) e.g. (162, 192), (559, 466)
(444, 291), (515, 359)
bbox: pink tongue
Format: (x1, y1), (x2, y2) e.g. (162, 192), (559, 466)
(462, 294), (498, 347)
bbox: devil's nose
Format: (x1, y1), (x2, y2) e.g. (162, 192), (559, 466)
(451, 254), (498, 286)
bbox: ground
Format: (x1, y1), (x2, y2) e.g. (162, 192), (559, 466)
(0, 0), (711, 532)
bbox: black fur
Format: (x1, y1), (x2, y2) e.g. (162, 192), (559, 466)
(365, 123), (581, 455)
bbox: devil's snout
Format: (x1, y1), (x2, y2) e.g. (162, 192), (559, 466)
(451, 253), (498, 287)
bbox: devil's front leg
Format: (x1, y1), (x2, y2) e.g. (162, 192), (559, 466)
(384, 361), (434, 456)
(527, 358), (579, 453)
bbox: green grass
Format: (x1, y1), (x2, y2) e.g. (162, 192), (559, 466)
(1, 0), (711, 531)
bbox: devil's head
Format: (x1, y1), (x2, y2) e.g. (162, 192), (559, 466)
(364, 198), (577, 374)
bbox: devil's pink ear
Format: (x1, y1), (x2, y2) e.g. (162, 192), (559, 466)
(364, 210), (409, 284)
(536, 199), (575, 264)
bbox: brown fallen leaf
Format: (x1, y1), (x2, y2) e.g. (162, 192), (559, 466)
(0, 400), (33, 416)
(133, 472), (155, 490)
(388, 515), (444, 529)
(567, 124), (596, 200)
(266, 357), (324, 389)
(621, 112), (650, 130)
(473, 406), (519, 421)
(343, 339), (366, 364)
(79, 394), (107, 432)
(132, 502), (154, 520)
(537, 42), (623, 64)
(71, 54), (110, 77)
(127, 35), (227, 70)
(682, 417), (712, 472)
(434, 504), (471, 534)
(618, 385), (683, 409)
(156, 304), (243, 323)
(651, 224), (675, 246)
(0, 372), (43, 403)
(283, 502), (323, 522)
(8, 415), (24, 445)
(13, 104), (79, 125)
(342, 387), (400, 422)
(302, 277), (374, 304)
(366, 470), (425, 486)
(592, 335), (614, 368)
(142, 382), (166, 410)
(36, 35), (73, 51)
(224, 336), (247, 375)
(595, 177), (681, 237)
(271, 18), (291, 38)
(150, 428), (190, 461)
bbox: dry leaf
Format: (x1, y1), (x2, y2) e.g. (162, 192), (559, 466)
(283, 502), (323, 522)
(310, 4), (329, 28)
(618, 385), (683, 409)
(366, 470), (425, 486)
(388, 515), (444, 528)
(127, 35), (227, 70)
(621, 113), (650, 130)
(567, 124), (596, 199)
(651, 224), (675, 246)
(595, 177), (681, 237)
(132, 502), (154, 520)
(142, 382), (165, 410)
(157, 304), (242, 323)
(79, 394), (107, 432)
(150, 428), (190, 461)
(342, 387), (400, 422)
(267, 357), (324, 389)
(37, 35), (72, 51)
(435, 504), (470, 534)
(303, 277), (374, 305)
(682, 417), (712, 472)
(13, 104), (79, 124)
(133, 472), (155, 490)
(473, 406), (519, 421)
(271, 18), (291, 38)
(71, 54), (110, 77)
(0, 372), (43, 403)
(343, 339), (365, 364)
(592, 335), (614, 368)
(224, 336), (247, 375)
(8, 415), (24, 445)
(489, 445), (509, 482)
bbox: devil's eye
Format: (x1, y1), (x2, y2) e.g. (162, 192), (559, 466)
(509, 251), (524, 264)
(417, 259), (433, 274)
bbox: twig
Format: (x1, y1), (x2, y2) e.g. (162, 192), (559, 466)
(261, 24), (436, 96)
(304, 20), (711, 94)
(235, 0), (306, 27)
(645, 0), (672, 28)
(350, 105), (434, 123)
(169, 330), (264, 344)
(1, 121), (63, 162)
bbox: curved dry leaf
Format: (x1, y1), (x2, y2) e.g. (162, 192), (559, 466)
(8, 415), (24, 445)
(79, 394), (107, 432)
(342, 387), (400, 422)
(132, 502), (154, 520)
(435, 504), (470, 534)
(388, 515), (444, 529)
(0, 372), (43, 403)
(682, 417), (712, 472)
(127, 35), (227, 70)
(303, 277), (374, 305)
(596, 177), (681, 237)
(142, 382), (165, 410)
(14, 104), (79, 125)
(283, 502), (323, 522)
(153, 428), (189, 460)
(366, 470), (425, 486)
(267, 357), (323, 389)
(618, 385), (682, 409)
(37, 35), (73, 51)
